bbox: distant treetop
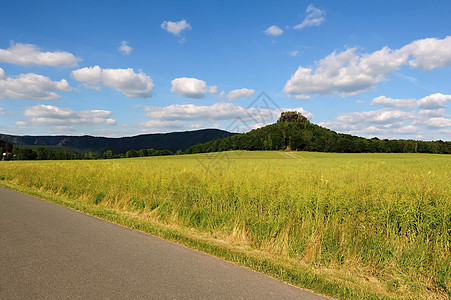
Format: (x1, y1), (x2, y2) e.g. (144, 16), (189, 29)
(278, 111), (308, 123)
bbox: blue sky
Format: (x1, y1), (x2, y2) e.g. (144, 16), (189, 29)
(0, 0), (450, 140)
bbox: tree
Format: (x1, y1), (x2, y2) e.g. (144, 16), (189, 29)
(84, 151), (98, 160)
(15, 148), (37, 160)
(125, 149), (138, 158)
(138, 149), (148, 157)
(102, 150), (114, 159)
(278, 111), (308, 123)
(35, 147), (48, 160)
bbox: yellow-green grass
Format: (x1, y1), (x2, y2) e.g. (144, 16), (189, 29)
(1, 151), (450, 299)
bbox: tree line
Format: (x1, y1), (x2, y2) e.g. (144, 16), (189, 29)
(186, 113), (451, 154)
(1, 139), (176, 161)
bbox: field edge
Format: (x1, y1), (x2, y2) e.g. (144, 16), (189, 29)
(0, 180), (392, 300)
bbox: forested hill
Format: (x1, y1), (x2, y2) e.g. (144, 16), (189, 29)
(186, 112), (451, 154)
(0, 129), (235, 155)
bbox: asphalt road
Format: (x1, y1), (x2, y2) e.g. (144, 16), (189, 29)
(0, 186), (328, 299)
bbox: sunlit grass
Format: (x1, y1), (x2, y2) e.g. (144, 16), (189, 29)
(1, 151), (450, 299)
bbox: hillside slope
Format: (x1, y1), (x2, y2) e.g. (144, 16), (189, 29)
(0, 129), (234, 155)
(186, 112), (451, 154)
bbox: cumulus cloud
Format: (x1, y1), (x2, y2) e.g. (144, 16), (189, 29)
(71, 65), (154, 98)
(424, 117), (451, 128)
(320, 92), (451, 139)
(294, 4), (326, 30)
(140, 102), (313, 133)
(0, 42), (80, 67)
(284, 47), (407, 98)
(337, 109), (414, 125)
(400, 36), (451, 70)
(418, 108), (445, 117)
(119, 41), (133, 55)
(265, 25), (283, 37)
(161, 19), (191, 36)
(417, 93), (451, 109)
(22, 104), (116, 126)
(171, 77), (217, 98)
(284, 36), (451, 98)
(223, 88), (255, 100)
(319, 108), (416, 137)
(145, 103), (246, 121)
(0, 67), (73, 100)
(144, 102), (313, 123)
(140, 120), (185, 130)
(370, 96), (417, 109)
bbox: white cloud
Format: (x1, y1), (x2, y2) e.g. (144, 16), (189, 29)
(319, 91), (451, 139)
(119, 41), (133, 55)
(295, 95), (311, 100)
(337, 109), (414, 125)
(144, 103), (245, 121)
(294, 4), (326, 30)
(22, 104), (116, 126)
(265, 25), (283, 37)
(0, 107), (7, 115)
(284, 48), (404, 97)
(139, 120), (185, 132)
(417, 93), (451, 109)
(191, 123), (204, 129)
(289, 50), (299, 57)
(135, 105), (312, 134)
(0, 42), (80, 67)
(224, 88), (255, 100)
(362, 125), (420, 135)
(284, 36), (451, 98)
(171, 77), (217, 98)
(161, 19), (191, 36)
(319, 108), (416, 136)
(400, 36), (451, 70)
(93, 128), (130, 137)
(71, 65), (154, 98)
(370, 96), (417, 109)
(143, 103), (313, 125)
(418, 108), (445, 117)
(0, 67), (73, 100)
(438, 128), (451, 136)
(424, 117), (451, 128)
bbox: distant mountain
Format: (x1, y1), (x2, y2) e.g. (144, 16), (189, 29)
(0, 129), (235, 155)
(186, 111), (451, 154)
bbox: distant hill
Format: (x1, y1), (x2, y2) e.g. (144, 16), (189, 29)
(186, 111), (451, 154)
(0, 129), (235, 155)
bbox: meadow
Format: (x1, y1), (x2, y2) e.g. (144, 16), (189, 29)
(1, 151), (450, 299)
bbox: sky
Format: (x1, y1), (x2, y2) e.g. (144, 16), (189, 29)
(0, 0), (450, 140)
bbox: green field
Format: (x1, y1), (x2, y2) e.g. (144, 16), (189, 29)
(1, 151), (450, 299)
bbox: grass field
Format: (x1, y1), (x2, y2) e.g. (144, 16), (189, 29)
(1, 151), (450, 299)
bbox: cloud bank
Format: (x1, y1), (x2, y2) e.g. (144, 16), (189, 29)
(20, 104), (116, 127)
(321, 93), (451, 139)
(0, 43), (80, 67)
(284, 36), (451, 98)
(0, 67), (73, 100)
(71, 65), (154, 98)
(171, 77), (217, 98)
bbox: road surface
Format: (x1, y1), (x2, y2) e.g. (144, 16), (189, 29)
(0, 186), (328, 299)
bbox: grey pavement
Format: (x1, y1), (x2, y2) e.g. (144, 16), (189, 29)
(0, 186), (328, 299)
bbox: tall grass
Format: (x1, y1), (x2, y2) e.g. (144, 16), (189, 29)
(1, 151), (449, 298)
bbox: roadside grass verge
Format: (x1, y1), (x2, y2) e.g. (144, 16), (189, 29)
(0, 151), (449, 299)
